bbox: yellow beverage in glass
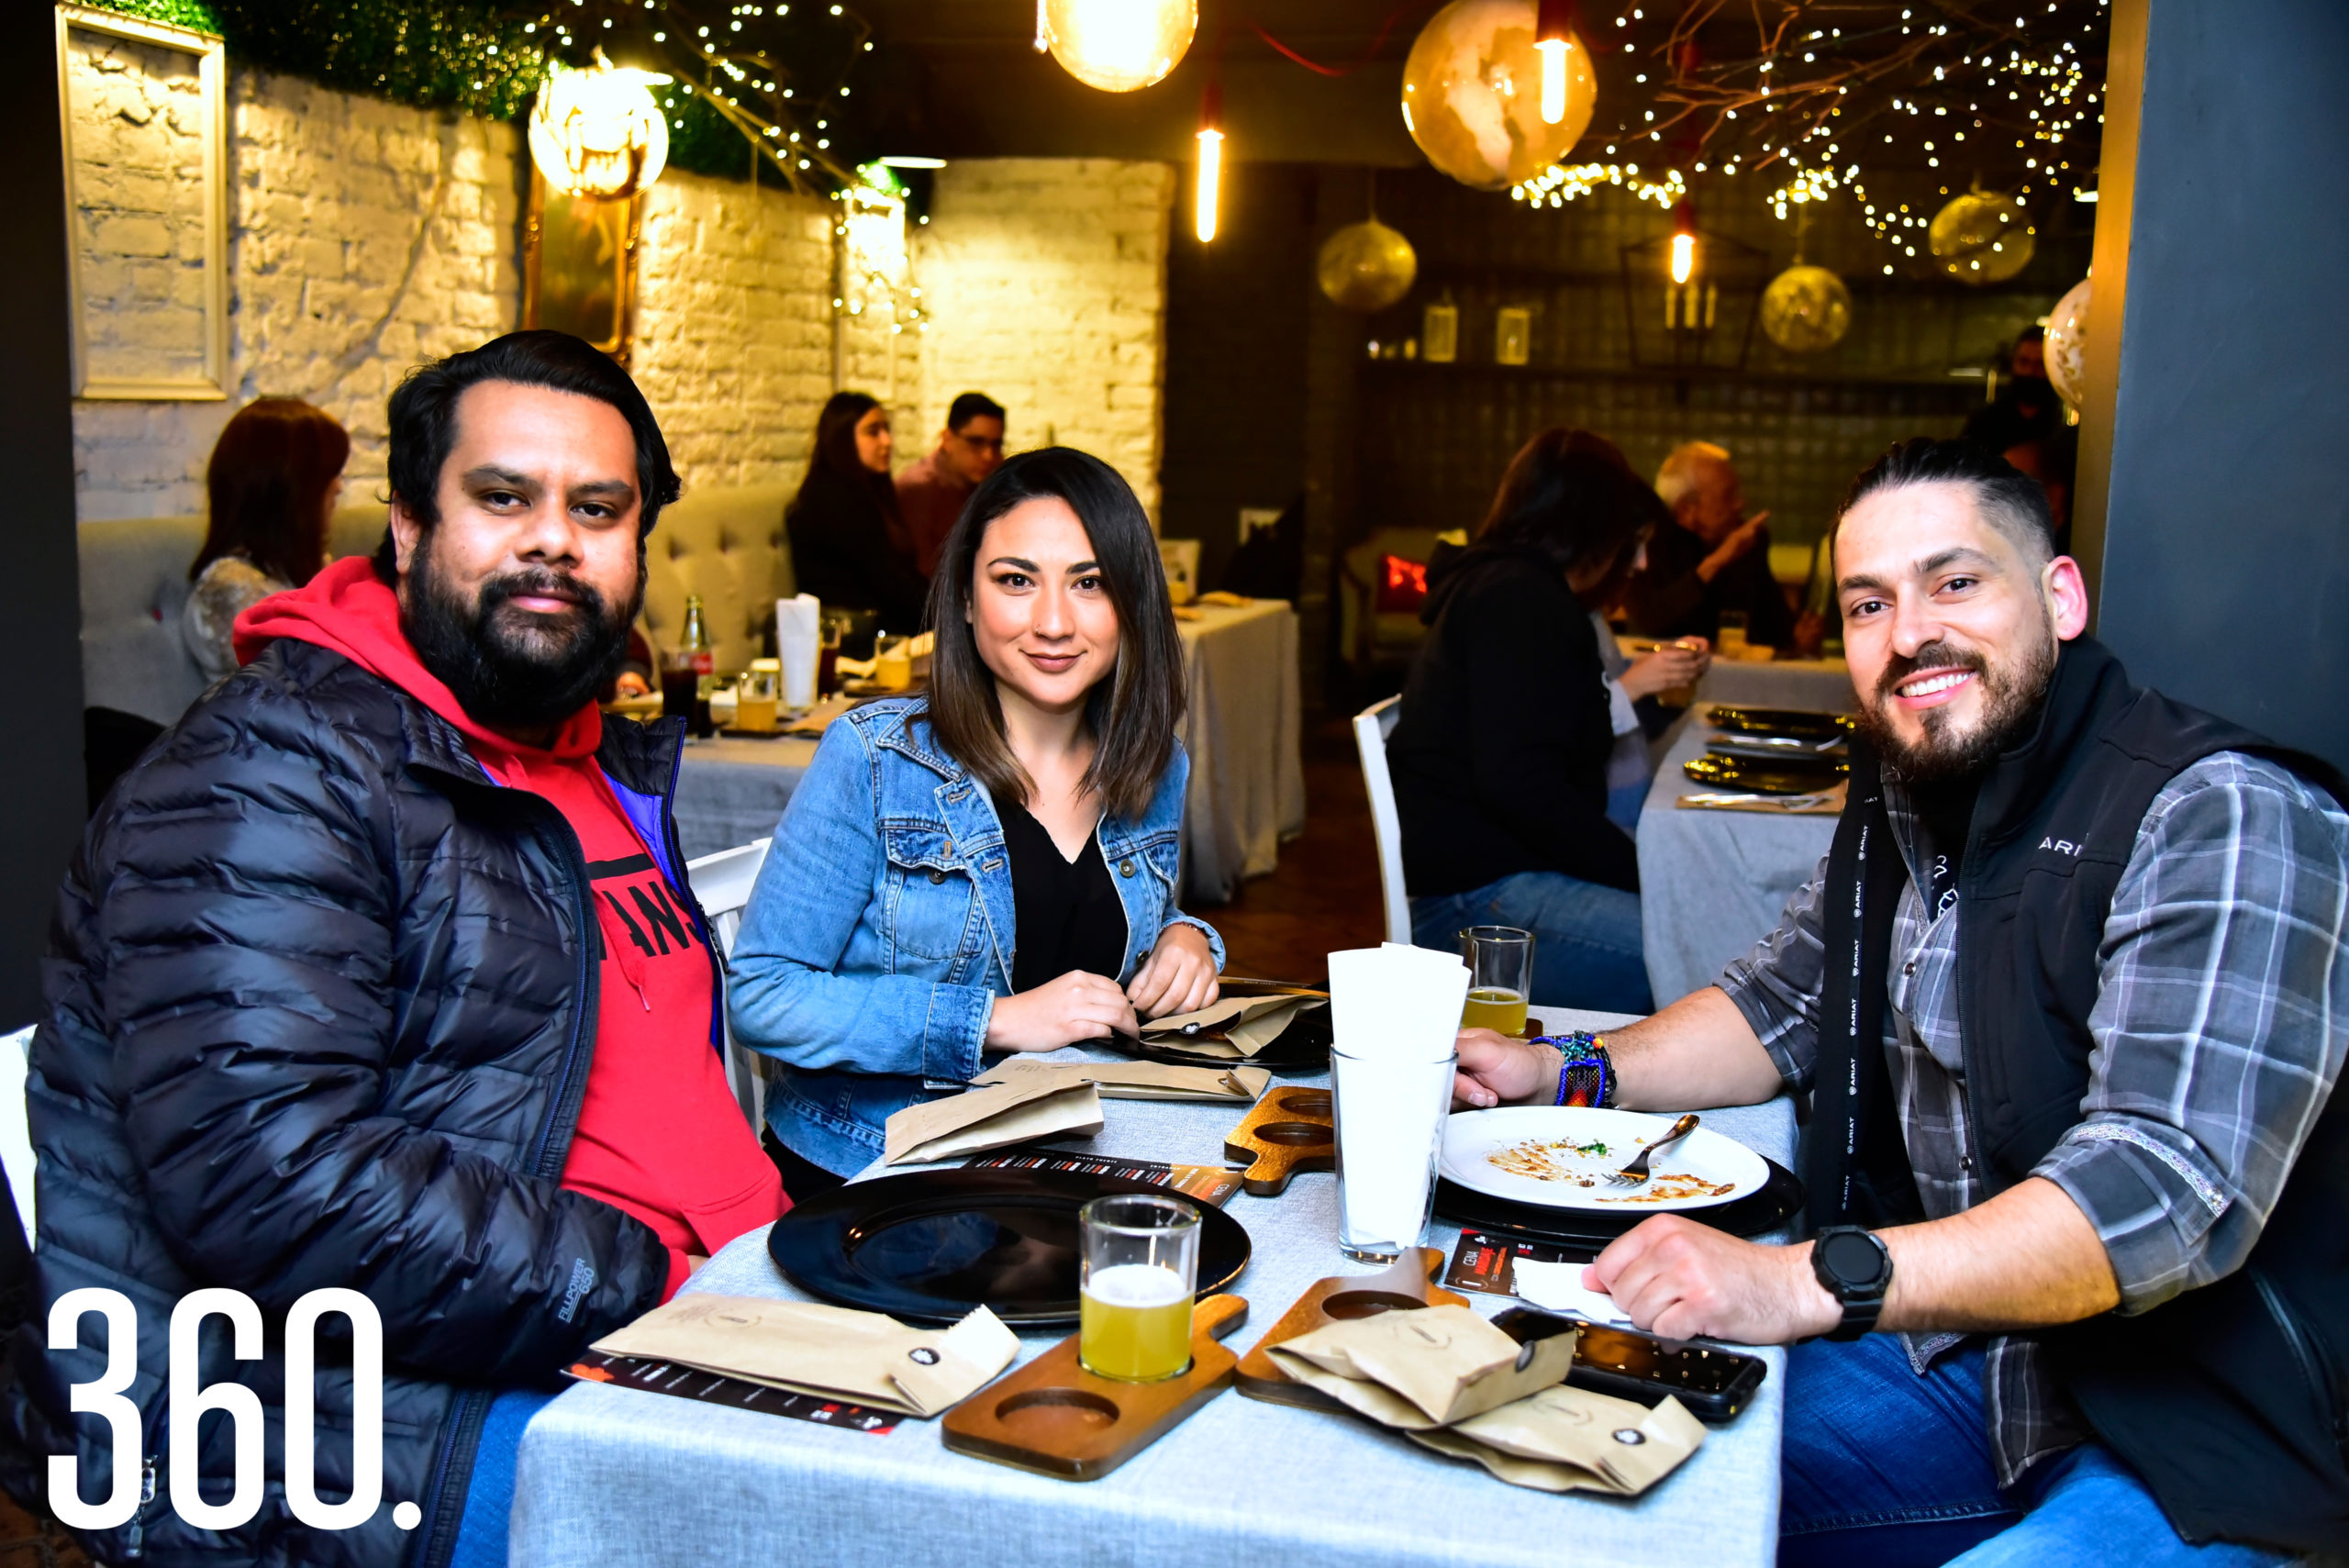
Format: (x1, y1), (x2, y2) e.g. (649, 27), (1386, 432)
(1080, 1262), (1194, 1382)
(1462, 985), (1529, 1037)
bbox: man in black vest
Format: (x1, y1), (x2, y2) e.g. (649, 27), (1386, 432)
(1453, 439), (2348, 1564)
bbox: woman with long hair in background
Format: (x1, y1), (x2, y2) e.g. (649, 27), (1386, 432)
(784, 390), (931, 636)
(183, 397), (350, 682)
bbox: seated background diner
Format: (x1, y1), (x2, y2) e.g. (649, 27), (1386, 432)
(896, 389), (1008, 576)
(728, 446), (1226, 1187)
(1386, 427), (1692, 1014)
(182, 395), (350, 683)
(1622, 440), (1798, 651)
(784, 390), (931, 638)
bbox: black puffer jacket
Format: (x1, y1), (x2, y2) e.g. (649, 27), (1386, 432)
(3, 638), (685, 1567)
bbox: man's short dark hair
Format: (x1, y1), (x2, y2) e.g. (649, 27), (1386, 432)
(947, 391), (1006, 431)
(1838, 437), (2058, 570)
(375, 330), (682, 578)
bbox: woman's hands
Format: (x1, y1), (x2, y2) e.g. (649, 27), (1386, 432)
(1619, 637), (1710, 700)
(1128, 924), (1220, 1019)
(985, 971), (1140, 1053)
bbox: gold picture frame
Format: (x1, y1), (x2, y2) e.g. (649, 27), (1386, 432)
(55, 5), (229, 401)
(522, 168), (645, 366)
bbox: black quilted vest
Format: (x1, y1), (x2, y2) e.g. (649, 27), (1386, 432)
(1806, 636), (2349, 1553)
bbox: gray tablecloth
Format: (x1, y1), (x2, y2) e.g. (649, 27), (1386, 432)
(1695, 656), (1856, 714)
(668, 602), (1307, 898)
(1636, 717), (1838, 1006)
(511, 1009), (1795, 1568)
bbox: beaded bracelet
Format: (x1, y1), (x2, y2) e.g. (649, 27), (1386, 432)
(1540, 1030), (1615, 1108)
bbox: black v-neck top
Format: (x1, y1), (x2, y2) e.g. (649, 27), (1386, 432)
(999, 801), (1129, 993)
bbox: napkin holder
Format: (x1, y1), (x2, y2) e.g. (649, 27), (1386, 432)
(1220, 1084), (1335, 1195)
(1234, 1248), (1465, 1410)
(941, 1294), (1250, 1481)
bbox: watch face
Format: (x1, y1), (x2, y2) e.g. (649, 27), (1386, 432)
(1820, 1230), (1888, 1289)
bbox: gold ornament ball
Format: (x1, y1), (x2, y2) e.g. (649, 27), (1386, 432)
(2043, 275), (2092, 407)
(1927, 190), (2036, 285)
(1400, 0), (1595, 192)
(1318, 220), (1419, 313)
(1043, 0), (1197, 93)
(1760, 264), (1854, 354)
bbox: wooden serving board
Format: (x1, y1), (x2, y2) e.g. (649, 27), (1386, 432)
(942, 1294), (1249, 1481)
(1232, 1249), (1466, 1410)
(1220, 1084), (1335, 1195)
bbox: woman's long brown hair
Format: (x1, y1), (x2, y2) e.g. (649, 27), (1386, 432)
(192, 398), (350, 585)
(921, 448), (1185, 822)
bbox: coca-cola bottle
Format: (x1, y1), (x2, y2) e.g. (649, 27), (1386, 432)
(662, 595), (716, 737)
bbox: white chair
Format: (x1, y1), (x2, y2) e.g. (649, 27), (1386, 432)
(685, 838), (774, 1136)
(0, 1025), (33, 1243)
(1352, 696), (1413, 945)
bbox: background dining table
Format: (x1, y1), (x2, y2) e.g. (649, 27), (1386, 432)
(666, 598), (1306, 904)
(1634, 710), (1844, 1007)
(511, 1007), (1798, 1568)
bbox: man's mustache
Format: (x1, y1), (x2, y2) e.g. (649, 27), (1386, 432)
(478, 568), (607, 620)
(1876, 640), (1986, 701)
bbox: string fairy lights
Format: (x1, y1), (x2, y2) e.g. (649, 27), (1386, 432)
(1504, 0), (2109, 274)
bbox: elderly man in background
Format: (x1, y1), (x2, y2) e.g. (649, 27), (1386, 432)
(1623, 440), (1800, 651)
(895, 390), (1007, 575)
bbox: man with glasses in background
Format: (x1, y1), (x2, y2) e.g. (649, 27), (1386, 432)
(896, 390), (1007, 575)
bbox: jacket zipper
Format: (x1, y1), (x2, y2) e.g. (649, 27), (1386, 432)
(652, 720), (728, 1050)
(2254, 1268), (2346, 1448)
(527, 805), (603, 1178)
(415, 1386), (492, 1568)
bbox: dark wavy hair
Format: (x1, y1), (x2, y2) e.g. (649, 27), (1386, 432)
(373, 330), (681, 577)
(1475, 428), (1671, 604)
(193, 398), (349, 586)
(1838, 437), (2056, 569)
(921, 448), (1184, 822)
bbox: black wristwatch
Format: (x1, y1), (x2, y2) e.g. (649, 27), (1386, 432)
(1809, 1227), (1893, 1341)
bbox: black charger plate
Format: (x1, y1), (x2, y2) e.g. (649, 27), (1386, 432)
(1433, 1157), (1803, 1254)
(768, 1167), (1252, 1327)
(1707, 706), (1855, 740)
(1683, 753), (1848, 795)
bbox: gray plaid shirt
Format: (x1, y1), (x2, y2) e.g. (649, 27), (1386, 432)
(1719, 751), (2349, 1486)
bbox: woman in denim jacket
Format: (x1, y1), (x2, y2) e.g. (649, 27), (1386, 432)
(729, 449), (1225, 1181)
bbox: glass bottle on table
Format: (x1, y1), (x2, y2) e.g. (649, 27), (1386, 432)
(663, 594), (716, 738)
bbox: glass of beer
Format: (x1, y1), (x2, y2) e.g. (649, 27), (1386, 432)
(1717, 610), (1751, 661)
(1459, 926), (1534, 1036)
(1078, 1193), (1200, 1383)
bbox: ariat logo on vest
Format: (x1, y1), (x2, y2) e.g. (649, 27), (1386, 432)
(2038, 837), (2082, 856)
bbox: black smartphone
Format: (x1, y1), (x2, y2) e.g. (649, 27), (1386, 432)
(1493, 1307), (1768, 1424)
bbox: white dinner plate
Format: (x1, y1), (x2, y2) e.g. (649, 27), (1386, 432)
(1440, 1106), (1768, 1213)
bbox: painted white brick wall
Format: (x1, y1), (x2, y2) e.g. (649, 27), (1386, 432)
(916, 159), (1174, 520)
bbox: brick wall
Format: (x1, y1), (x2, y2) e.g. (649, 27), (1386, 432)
(916, 159), (1175, 520)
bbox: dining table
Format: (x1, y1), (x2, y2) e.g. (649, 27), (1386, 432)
(665, 599), (1306, 902)
(1634, 713), (1842, 1007)
(510, 1007), (1798, 1568)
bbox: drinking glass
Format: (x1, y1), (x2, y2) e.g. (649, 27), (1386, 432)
(1459, 926), (1533, 1037)
(1331, 1040), (1458, 1263)
(1078, 1194), (1200, 1382)
(874, 634), (916, 692)
(1717, 610), (1750, 660)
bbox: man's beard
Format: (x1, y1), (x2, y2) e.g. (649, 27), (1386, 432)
(402, 540), (640, 732)
(1854, 628), (2056, 786)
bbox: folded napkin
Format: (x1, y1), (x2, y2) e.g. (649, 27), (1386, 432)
(783, 693), (862, 737)
(1508, 1261), (1637, 1328)
(1328, 945), (1470, 1062)
(883, 1078), (1104, 1165)
(1139, 993), (1325, 1058)
(592, 1295), (1017, 1418)
(1409, 1384), (1707, 1495)
(1265, 1306), (1576, 1430)
(973, 1056), (1270, 1102)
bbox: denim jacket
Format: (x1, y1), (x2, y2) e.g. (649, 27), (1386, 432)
(726, 696), (1226, 1173)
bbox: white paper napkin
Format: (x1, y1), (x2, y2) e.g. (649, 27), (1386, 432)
(1328, 944), (1470, 1062)
(1510, 1260), (1637, 1328)
(775, 594), (820, 709)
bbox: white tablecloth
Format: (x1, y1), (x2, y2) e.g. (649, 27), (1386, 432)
(668, 601), (1307, 901)
(512, 1009), (1797, 1568)
(1636, 716), (1839, 1006)
(1695, 655), (1856, 714)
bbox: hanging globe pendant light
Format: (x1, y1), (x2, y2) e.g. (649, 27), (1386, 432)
(1401, 0), (1595, 192)
(1042, 0), (1197, 93)
(529, 53), (674, 201)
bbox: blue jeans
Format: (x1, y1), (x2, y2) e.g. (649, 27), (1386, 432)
(1781, 1333), (2293, 1568)
(450, 1386), (557, 1568)
(1409, 871), (1653, 1015)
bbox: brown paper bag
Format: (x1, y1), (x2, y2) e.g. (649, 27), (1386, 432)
(592, 1295), (1019, 1418)
(1141, 994), (1324, 1057)
(1408, 1385), (1707, 1495)
(1264, 1306), (1577, 1429)
(883, 1079), (1103, 1165)
(972, 1057), (1271, 1102)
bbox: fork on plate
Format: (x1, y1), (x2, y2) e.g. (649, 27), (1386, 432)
(1608, 1112), (1702, 1185)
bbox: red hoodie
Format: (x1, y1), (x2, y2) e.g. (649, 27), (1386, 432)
(238, 558), (785, 1300)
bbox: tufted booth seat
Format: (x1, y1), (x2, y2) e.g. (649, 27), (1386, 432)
(78, 484), (798, 728)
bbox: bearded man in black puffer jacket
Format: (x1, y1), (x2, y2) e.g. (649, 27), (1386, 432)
(4, 331), (791, 1566)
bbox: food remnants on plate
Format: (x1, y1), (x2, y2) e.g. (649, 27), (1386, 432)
(1485, 1136), (1739, 1204)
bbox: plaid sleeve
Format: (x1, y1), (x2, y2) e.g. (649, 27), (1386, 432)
(2032, 753), (2349, 1313)
(1715, 853), (1833, 1091)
